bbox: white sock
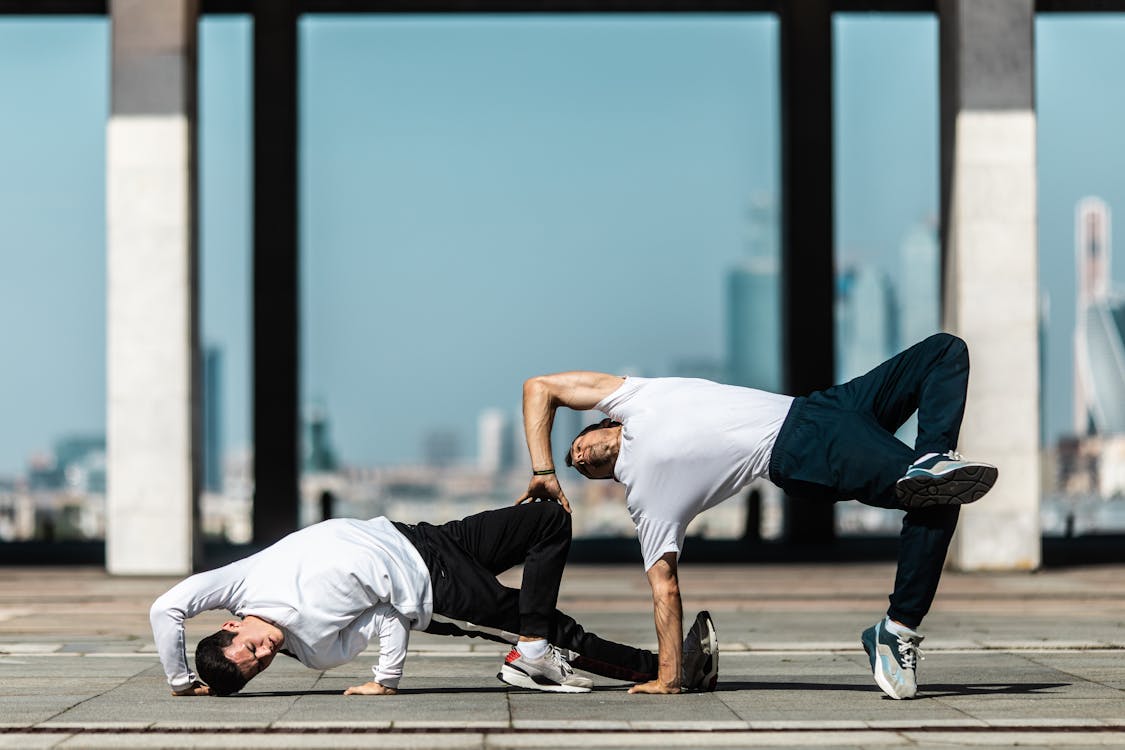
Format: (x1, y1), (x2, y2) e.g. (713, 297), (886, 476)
(517, 638), (549, 660)
(884, 617), (919, 637)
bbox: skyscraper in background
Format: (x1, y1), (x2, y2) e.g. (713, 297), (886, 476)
(898, 221), (941, 349)
(836, 265), (898, 383)
(203, 346), (223, 492)
(303, 403), (339, 473)
(1074, 197), (1113, 436)
(726, 194), (780, 392)
(477, 408), (514, 474)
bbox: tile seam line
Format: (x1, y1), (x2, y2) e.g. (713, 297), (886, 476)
(11, 725), (1125, 735)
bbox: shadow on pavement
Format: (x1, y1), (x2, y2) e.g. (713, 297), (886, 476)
(238, 686), (512, 697)
(713, 681), (1069, 696)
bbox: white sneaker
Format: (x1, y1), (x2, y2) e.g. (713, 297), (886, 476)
(497, 645), (593, 693)
(895, 451), (998, 509)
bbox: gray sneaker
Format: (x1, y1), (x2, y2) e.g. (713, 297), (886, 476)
(861, 619), (924, 699)
(682, 610), (719, 692)
(895, 451), (998, 509)
(498, 646), (593, 693)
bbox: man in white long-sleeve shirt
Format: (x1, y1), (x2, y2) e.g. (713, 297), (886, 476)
(151, 502), (718, 697)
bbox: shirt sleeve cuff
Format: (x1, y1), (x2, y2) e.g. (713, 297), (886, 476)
(372, 669), (401, 690)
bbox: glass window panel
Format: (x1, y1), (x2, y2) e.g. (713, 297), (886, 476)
(1037, 15), (1125, 536)
(299, 15), (779, 539)
(199, 16), (253, 543)
(0, 18), (108, 542)
(833, 14), (939, 536)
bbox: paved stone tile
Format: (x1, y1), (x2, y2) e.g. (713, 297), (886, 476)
(0, 643), (64, 654)
(0, 734), (66, 749)
(902, 730), (1125, 746)
(53, 733), (487, 749)
(271, 721), (393, 729)
(489, 731), (907, 748)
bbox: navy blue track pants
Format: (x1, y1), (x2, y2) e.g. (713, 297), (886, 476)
(769, 332), (970, 628)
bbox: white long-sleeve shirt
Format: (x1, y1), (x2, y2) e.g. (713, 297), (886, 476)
(149, 517), (432, 691)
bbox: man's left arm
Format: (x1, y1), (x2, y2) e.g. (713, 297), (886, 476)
(629, 552), (682, 695)
(344, 605), (409, 696)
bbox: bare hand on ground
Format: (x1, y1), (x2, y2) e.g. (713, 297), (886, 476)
(171, 681), (210, 697)
(628, 679), (680, 695)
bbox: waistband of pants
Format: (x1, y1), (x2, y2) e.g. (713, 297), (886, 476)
(768, 396), (805, 486)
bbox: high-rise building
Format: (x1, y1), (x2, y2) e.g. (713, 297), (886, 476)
(477, 408), (514, 475)
(898, 221), (941, 349)
(1075, 197), (1113, 435)
(303, 403), (339, 473)
(726, 195), (781, 392)
(726, 256), (780, 391)
(836, 264), (898, 383)
(203, 346), (223, 492)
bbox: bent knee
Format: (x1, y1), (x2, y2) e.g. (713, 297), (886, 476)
(930, 332), (968, 362)
(528, 498), (571, 529)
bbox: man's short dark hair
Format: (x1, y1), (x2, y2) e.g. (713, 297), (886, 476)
(195, 629), (248, 696)
(565, 419), (621, 476)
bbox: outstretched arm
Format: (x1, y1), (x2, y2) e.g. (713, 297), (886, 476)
(517, 372), (624, 512)
(629, 552), (682, 695)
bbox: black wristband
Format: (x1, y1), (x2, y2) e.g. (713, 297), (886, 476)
(532, 468), (556, 476)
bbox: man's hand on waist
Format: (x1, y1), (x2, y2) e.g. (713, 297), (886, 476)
(515, 473), (571, 514)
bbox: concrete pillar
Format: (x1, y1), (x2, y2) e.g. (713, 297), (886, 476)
(107, 0), (200, 574)
(940, 0), (1040, 570)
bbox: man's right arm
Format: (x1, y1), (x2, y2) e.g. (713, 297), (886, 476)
(149, 566), (240, 695)
(517, 372), (624, 510)
(629, 552), (683, 695)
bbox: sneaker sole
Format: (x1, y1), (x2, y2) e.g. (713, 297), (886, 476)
(895, 465), (998, 509)
(497, 664), (592, 693)
(860, 630), (915, 700)
(697, 611), (719, 692)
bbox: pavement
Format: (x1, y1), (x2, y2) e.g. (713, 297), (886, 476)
(4, 562), (1125, 748)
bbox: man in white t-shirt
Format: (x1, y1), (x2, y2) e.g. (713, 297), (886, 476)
(517, 333), (997, 699)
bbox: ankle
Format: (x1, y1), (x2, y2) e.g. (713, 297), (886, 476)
(516, 638), (549, 660)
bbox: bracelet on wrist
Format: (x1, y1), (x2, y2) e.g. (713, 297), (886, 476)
(532, 468), (556, 476)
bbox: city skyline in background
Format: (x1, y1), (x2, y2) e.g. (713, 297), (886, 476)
(2, 15), (1125, 478)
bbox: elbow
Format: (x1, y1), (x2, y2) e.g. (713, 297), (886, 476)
(651, 577), (680, 603)
(524, 376), (546, 397)
(523, 377), (554, 407)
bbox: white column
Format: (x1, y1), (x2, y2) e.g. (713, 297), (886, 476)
(941, 0), (1040, 571)
(106, 0), (199, 575)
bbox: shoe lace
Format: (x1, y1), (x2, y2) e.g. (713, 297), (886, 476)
(896, 636), (925, 671)
(548, 646), (574, 676)
(943, 450), (964, 461)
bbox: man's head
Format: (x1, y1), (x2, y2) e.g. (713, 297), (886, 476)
(565, 418), (622, 480)
(194, 616), (283, 696)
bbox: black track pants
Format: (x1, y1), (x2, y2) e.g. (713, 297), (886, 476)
(394, 502), (657, 682)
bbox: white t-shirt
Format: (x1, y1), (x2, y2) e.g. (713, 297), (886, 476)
(597, 377), (794, 571)
(149, 517), (432, 691)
